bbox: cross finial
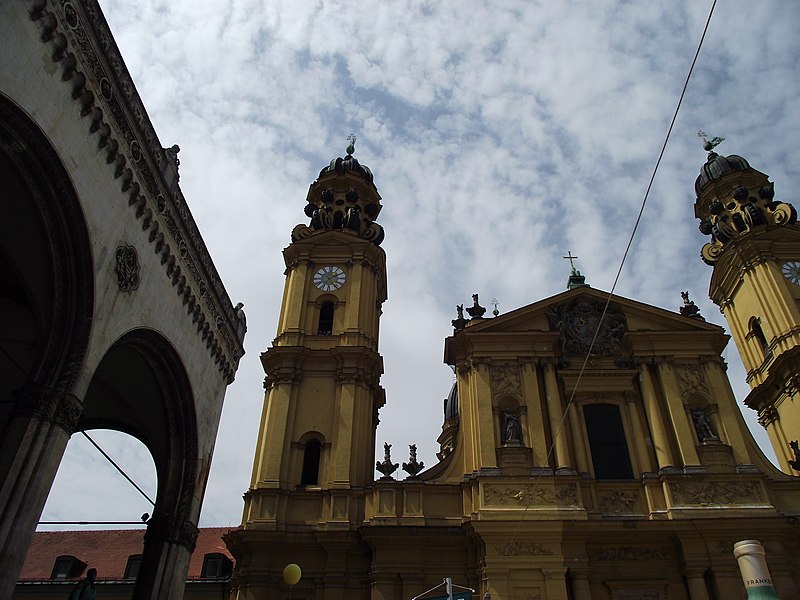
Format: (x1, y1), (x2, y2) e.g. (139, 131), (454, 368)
(563, 251), (578, 270)
(697, 130), (725, 152)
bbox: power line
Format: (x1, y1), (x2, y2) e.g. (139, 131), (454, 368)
(512, 0), (718, 535)
(80, 431), (156, 507)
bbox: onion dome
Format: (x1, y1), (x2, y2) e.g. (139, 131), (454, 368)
(437, 380), (459, 461)
(291, 136), (385, 246)
(319, 154), (374, 183)
(695, 152), (753, 196)
(694, 150), (796, 265)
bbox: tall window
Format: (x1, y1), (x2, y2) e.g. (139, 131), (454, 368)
(584, 403), (633, 480)
(318, 302), (334, 335)
(301, 439), (322, 485)
(749, 317), (770, 360)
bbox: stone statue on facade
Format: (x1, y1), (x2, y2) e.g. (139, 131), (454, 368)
(691, 409), (717, 441)
(502, 411), (522, 445)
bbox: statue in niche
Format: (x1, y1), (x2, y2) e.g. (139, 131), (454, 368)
(502, 411), (523, 445)
(691, 409), (717, 441)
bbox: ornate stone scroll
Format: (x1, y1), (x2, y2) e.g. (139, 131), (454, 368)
(547, 297), (627, 362)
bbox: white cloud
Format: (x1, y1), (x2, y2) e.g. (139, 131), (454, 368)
(41, 0), (800, 528)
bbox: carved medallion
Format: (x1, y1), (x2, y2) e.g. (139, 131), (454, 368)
(548, 298), (627, 359)
(115, 244), (140, 292)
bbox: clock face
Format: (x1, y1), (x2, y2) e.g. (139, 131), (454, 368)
(782, 261), (800, 285)
(313, 266), (346, 291)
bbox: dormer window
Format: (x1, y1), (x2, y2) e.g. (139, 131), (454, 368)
(51, 555), (86, 579)
(201, 553), (232, 578)
(124, 554), (142, 579)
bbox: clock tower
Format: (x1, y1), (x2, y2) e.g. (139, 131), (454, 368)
(694, 147), (800, 472)
(228, 143), (387, 595)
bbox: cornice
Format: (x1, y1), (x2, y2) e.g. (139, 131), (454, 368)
(29, 0), (245, 382)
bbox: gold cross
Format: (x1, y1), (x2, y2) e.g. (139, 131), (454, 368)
(563, 251), (578, 270)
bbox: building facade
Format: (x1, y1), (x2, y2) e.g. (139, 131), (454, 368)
(226, 148), (800, 600)
(1, 2), (244, 598)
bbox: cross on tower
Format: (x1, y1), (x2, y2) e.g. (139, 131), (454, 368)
(563, 251), (579, 270)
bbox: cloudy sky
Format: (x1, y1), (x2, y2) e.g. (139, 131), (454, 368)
(40, 0), (800, 530)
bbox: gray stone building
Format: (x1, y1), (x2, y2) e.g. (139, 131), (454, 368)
(0, 1), (245, 598)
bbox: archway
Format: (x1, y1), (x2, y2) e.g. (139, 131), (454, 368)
(0, 94), (93, 596)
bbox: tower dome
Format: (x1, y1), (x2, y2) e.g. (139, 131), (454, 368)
(694, 152), (753, 196)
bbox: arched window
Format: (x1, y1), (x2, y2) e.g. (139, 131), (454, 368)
(584, 403), (633, 480)
(749, 317), (770, 360)
(318, 302), (334, 335)
(301, 439), (322, 486)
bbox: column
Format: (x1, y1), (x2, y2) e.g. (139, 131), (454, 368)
(684, 568), (711, 600)
(519, 358), (548, 467)
(134, 512), (198, 600)
(569, 568), (592, 600)
(543, 361), (571, 472)
(566, 401), (590, 475)
(655, 359), (700, 467)
(624, 390), (654, 475)
(702, 359), (751, 466)
(638, 363), (676, 470)
(0, 383), (79, 600)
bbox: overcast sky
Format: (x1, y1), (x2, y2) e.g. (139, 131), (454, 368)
(40, 0), (800, 530)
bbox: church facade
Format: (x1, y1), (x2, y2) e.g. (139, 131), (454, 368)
(226, 146), (800, 600)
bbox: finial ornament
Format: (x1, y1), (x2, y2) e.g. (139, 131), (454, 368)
(346, 133), (357, 156)
(563, 251), (579, 271)
(491, 297), (500, 318)
(375, 442), (399, 479)
(697, 130), (725, 152)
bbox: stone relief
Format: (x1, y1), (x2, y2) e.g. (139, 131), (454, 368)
(599, 490), (640, 513)
(495, 541), (554, 556)
(492, 363), (521, 395)
(483, 484), (578, 507)
(670, 481), (763, 505)
(676, 364), (709, 400)
(114, 244), (140, 292)
(547, 298), (627, 364)
(588, 546), (667, 561)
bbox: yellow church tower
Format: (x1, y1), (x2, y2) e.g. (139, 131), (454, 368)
(226, 139), (386, 598)
(694, 139), (800, 472)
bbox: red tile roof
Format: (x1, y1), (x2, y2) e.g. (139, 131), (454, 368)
(18, 528), (234, 581)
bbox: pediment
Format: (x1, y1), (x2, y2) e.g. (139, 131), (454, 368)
(460, 287), (721, 335)
(445, 287), (727, 364)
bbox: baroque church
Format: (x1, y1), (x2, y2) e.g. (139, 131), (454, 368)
(225, 143), (800, 600)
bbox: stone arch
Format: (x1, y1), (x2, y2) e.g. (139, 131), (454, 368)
(81, 328), (199, 598)
(0, 94), (94, 596)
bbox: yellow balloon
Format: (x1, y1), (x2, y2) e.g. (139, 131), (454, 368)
(283, 563), (301, 586)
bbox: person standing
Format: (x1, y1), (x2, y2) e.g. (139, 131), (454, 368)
(68, 568), (96, 600)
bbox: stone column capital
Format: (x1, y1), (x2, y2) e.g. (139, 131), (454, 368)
(145, 512), (199, 552)
(14, 383), (82, 433)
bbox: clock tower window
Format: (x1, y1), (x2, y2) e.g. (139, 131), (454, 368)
(748, 317), (771, 361)
(317, 302), (335, 335)
(300, 439), (322, 486)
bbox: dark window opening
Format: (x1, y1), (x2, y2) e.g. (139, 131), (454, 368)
(301, 439), (322, 485)
(749, 317), (771, 360)
(51, 555), (86, 579)
(584, 403), (634, 480)
(201, 553), (232, 578)
(124, 555), (142, 579)
(318, 302), (334, 335)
